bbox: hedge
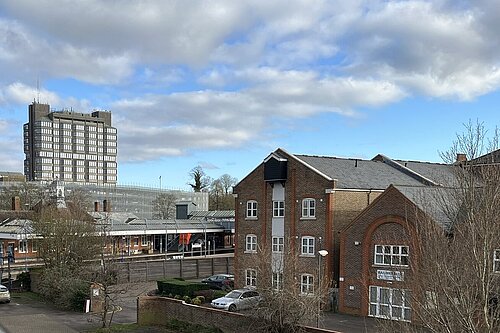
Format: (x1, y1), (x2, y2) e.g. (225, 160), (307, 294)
(157, 278), (210, 297)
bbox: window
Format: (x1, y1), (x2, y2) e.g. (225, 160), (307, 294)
(302, 198), (316, 218)
(301, 236), (315, 256)
(369, 286), (411, 321)
(246, 269), (257, 287)
(272, 236), (284, 253)
(134, 237), (139, 247)
(300, 274), (314, 295)
(141, 236), (148, 246)
(374, 245), (409, 267)
(272, 272), (283, 291)
(273, 201), (284, 217)
(246, 200), (258, 218)
(32, 240), (38, 253)
(494, 249), (500, 273)
(245, 234), (257, 253)
(19, 239), (28, 253)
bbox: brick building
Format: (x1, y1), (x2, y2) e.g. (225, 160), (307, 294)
(338, 185), (447, 320)
(233, 148), (454, 295)
(339, 149), (500, 323)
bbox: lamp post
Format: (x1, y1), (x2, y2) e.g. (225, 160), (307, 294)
(317, 249), (329, 328)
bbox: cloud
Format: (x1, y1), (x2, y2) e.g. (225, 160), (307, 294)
(1, 0), (500, 168)
(112, 69), (404, 161)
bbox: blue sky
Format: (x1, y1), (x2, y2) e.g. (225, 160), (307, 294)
(1, 1), (499, 190)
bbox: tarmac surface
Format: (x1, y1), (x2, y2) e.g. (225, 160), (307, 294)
(0, 282), (378, 333)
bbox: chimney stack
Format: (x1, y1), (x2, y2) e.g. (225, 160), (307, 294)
(103, 199), (111, 213)
(11, 196), (21, 211)
(456, 153), (467, 163)
(94, 201), (100, 212)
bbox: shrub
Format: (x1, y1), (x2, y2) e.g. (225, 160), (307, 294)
(174, 295), (181, 300)
(157, 278), (209, 297)
(16, 272), (31, 291)
(183, 295), (191, 304)
(192, 296), (203, 305)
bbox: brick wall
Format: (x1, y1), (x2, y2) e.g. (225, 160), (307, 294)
(233, 151), (383, 290)
(137, 296), (338, 333)
(339, 186), (418, 316)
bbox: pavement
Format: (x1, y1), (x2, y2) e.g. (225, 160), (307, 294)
(0, 282), (378, 333)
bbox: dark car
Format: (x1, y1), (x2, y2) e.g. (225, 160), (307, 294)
(201, 274), (234, 291)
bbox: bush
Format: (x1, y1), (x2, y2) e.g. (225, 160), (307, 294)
(192, 296), (204, 305)
(16, 272), (31, 291)
(166, 318), (223, 333)
(183, 295), (191, 304)
(157, 278), (209, 297)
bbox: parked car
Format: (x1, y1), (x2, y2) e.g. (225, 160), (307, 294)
(201, 274), (234, 290)
(0, 285), (10, 303)
(211, 289), (260, 311)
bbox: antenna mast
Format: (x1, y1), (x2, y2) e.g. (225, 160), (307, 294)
(36, 77), (40, 103)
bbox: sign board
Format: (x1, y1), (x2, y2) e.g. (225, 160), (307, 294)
(377, 270), (404, 281)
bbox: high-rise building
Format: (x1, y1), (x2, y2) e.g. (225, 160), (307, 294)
(23, 101), (118, 184)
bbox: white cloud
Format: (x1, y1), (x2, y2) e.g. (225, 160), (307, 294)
(1, 0), (500, 167)
(112, 70), (404, 161)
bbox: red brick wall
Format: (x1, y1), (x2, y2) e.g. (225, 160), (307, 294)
(339, 187), (418, 316)
(137, 296), (334, 333)
(233, 152), (380, 289)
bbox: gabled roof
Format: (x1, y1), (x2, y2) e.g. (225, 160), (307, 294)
(294, 154), (425, 189)
(392, 185), (458, 232)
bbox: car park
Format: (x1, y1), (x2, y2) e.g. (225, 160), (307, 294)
(0, 285), (10, 303)
(201, 274), (234, 290)
(211, 288), (260, 311)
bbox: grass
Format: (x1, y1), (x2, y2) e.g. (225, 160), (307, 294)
(86, 320), (223, 333)
(11, 291), (45, 302)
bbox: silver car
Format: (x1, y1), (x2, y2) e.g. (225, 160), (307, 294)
(0, 285), (10, 303)
(211, 289), (260, 312)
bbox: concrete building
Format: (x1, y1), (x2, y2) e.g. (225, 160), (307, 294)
(23, 101), (117, 184)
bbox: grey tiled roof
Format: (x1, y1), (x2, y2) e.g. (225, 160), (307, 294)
(189, 210), (235, 219)
(393, 186), (458, 232)
(294, 155), (425, 189)
(393, 160), (457, 186)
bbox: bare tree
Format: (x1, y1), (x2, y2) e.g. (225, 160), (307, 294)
(378, 121), (500, 333)
(218, 174), (238, 195)
(188, 166), (210, 192)
(209, 175), (237, 210)
(243, 239), (330, 333)
(152, 193), (177, 219)
(0, 182), (44, 210)
(66, 187), (93, 212)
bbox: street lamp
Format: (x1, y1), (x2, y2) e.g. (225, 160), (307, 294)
(317, 249), (329, 328)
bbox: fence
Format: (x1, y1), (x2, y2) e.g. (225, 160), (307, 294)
(115, 255), (234, 283)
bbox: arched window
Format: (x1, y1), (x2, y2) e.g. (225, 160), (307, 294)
(302, 198), (315, 218)
(246, 200), (258, 218)
(245, 234), (257, 253)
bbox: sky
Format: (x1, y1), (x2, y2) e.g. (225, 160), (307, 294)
(1, 0), (499, 190)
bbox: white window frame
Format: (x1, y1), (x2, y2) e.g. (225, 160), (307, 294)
(301, 236), (315, 256)
(246, 269), (257, 287)
(31, 240), (38, 253)
(302, 198), (316, 218)
(494, 249), (500, 273)
(141, 235), (148, 246)
(272, 272), (283, 291)
(300, 274), (314, 295)
(245, 234), (257, 253)
(273, 201), (285, 217)
(19, 239), (28, 253)
(374, 245), (409, 267)
(246, 200), (258, 218)
(369, 286), (411, 321)
(272, 236), (284, 253)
